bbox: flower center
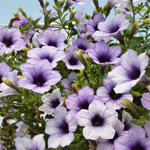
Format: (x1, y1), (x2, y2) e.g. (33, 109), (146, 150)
(79, 101), (89, 110)
(110, 25), (120, 33)
(109, 89), (122, 100)
(108, 132), (119, 143)
(78, 44), (87, 51)
(98, 54), (110, 63)
(131, 142), (145, 150)
(91, 114), (105, 127)
(41, 55), (53, 63)
(47, 40), (57, 47)
(94, 24), (98, 31)
(127, 66), (141, 80)
(2, 37), (13, 47)
(33, 74), (46, 87)
(69, 57), (78, 65)
(51, 98), (60, 108)
(59, 120), (69, 134)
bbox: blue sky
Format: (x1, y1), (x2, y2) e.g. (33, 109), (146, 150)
(0, 0), (108, 25)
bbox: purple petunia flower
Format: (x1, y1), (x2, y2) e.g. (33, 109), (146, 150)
(0, 26), (26, 54)
(74, 22), (91, 38)
(27, 46), (66, 68)
(15, 134), (45, 150)
(75, 8), (85, 22)
(39, 88), (64, 114)
(62, 45), (85, 70)
(96, 120), (127, 150)
(18, 60), (62, 94)
(61, 72), (77, 93)
(88, 42), (121, 70)
(0, 70), (19, 97)
(141, 85), (150, 110)
(37, 29), (66, 50)
(65, 86), (103, 116)
(114, 126), (150, 150)
(45, 106), (77, 148)
(76, 100), (118, 140)
(72, 38), (94, 54)
(87, 13), (111, 41)
(93, 13), (129, 42)
(0, 62), (12, 91)
(108, 49), (149, 93)
(97, 76), (133, 110)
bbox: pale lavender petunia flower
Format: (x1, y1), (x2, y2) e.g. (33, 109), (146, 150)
(39, 88), (64, 114)
(75, 8), (85, 22)
(62, 46), (85, 70)
(97, 76), (133, 110)
(114, 126), (150, 150)
(144, 119), (150, 138)
(141, 85), (150, 110)
(93, 13), (129, 42)
(88, 42), (121, 70)
(45, 106), (77, 148)
(0, 62), (12, 91)
(61, 72), (77, 93)
(32, 33), (44, 48)
(72, 38), (94, 54)
(18, 60), (62, 94)
(74, 22), (91, 38)
(65, 86), (103, 116)
(27, 46), (66, 68)
(96, 120), (127, 150)
(76, 100), (118, 140)
(0, 70), (19, 97)
(0, 26), (26, 54)
(15, 134), (45, 150)
(87, 13), (111, 41)
(108, 49), (149, 93)
(37, 29), (66, 50)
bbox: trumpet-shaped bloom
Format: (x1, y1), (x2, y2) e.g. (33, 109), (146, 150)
(18, 60), (62, 94)
(108, 49), (149, 93)
(0, 26), (25, 54)
(15, 134), (45, 150)
(37, 29), (66, 50)
(39, 88), (64, 114)
(65, 86), (103, 116)
(45, 106), (77, 148)
(114, 126), (150, 150)
(62, 46), (84, 70)
(93, 13), (129, 41)
(27, 46), (66, 68)
(76, 100), (118, 140)
(72, 38), (94, 54)
(97, 77), (133, 110)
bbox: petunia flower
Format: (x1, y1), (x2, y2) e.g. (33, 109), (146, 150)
(93, 13), (129, 42)
(87, 13), (111, 41)
(88, 42), (121, 70)
(37, 29), (66, 50)
(27, 46), (66, 68)
(45, 106), (77, 148)
(0, 25), (26, 54)
(75, 8), (85, 22)
(15, 134), (45, 150)
(65, 86), (103, 116)
(61, 72), (77, 93)
(72, 38), (94, 54)
(18, 60), (62, 94)
(62, 45), (85, 70)
(108, 49), (149, 93)
(97, 76), (133, 110)
(114, 126), (150, 150)
(76, 100), (118, 140)
(96, 120), (127, 150)
(39, 88), (64, 114)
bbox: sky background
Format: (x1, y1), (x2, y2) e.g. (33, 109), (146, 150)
(0, 0), (111, 25)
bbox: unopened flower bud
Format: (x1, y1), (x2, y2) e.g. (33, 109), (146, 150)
(2, 77), (19, 91)
(13, 11), (18, 17)
(17, 75), (24, 80)
(120, 99), (139, 112)
(90, 64), (94, 72)
(141, 18), (150, 26)
(131, 91), (142, 97)
(1, 141), (7, 145)
(38, 0), (44, 7)
(18, 7), (27, 18)
(75, 50), (88, 67)
(80, 70), (84, 77)
(93, 0), (99, 10)
(83, 53), (94, 62)
(23, 47), (30, 52)
(69, 7), (76, 20)
(71, 83), (79, 93)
